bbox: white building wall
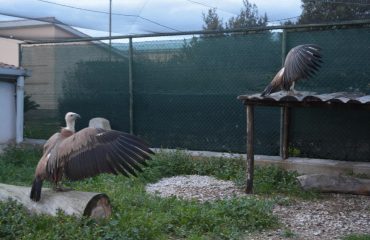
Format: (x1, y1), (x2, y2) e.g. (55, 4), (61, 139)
(0, 81), (16, 143)
(0, 38), (21, 66)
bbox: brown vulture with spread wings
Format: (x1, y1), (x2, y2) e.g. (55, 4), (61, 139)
(261, 44), (323, 96)
(30, 112), (154, 202)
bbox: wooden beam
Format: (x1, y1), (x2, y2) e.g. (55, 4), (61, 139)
(280, 106), (290, 159)
(246, 104), (254, 194)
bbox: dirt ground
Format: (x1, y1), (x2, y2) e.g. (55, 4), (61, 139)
(146, 175), (370, 240)
(245, 193), (370, 240)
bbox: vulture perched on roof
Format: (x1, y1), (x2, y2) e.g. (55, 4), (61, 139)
(30, 112), (154, 202)
(261, 44), (323, 96)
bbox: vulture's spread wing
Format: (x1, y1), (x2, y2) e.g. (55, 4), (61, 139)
(57, 128), (154, 180)
(282, 44), (322, 90)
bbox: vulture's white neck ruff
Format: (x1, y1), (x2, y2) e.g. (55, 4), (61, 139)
(65, 119), (76, 132)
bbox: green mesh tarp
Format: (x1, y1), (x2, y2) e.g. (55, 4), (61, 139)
(22, 25), (370, 161)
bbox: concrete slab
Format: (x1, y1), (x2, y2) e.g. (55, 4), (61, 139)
(154, 148), (370, 177)
(19, 141), (370, 177)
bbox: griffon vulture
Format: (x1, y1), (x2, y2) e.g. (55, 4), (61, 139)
(261, 44), (322, 96)
(30, 112), (154, 202)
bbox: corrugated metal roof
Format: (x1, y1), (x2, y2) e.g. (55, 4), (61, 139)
(0, 62), (23, 70)
(0, 62), (29, 77)
(0, 17), (89, 41)
(238, 91), (370, 105)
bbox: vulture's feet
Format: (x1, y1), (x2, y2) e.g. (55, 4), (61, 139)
(53, 185), (73, 192)
(287, 89), (301, 96)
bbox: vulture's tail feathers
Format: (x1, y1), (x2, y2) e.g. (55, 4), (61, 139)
(30, 178), (43, 202)
(261, 83), (275, 97)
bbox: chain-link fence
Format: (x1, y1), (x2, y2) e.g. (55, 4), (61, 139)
(21, 22), (370, 161)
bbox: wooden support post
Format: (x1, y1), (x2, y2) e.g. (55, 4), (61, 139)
(280, 106), (290, 159)
(246, 104), (254, 194)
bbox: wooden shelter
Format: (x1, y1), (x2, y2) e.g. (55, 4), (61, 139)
(237, 91), (370, 193)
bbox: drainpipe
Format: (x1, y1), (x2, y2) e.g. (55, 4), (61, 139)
(16, 76), (24, 144)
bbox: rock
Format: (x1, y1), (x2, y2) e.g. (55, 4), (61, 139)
(88, 117), (111, 130)
(297, 174), (370, 195)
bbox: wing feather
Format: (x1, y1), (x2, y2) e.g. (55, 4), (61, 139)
(116, 137), (151, 162)
(110, 142), (145, 171)
(282, 44), (322, 90)
(58, 128), (153, 181)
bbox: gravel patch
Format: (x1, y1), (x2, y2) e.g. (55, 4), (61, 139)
(246, 194), (370, 240)
(145, 175), (244, 202)
(145, 175), (370, 239)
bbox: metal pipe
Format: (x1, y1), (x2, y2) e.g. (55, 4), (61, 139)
(128, 37), (134, 134)
(20, 19), (370, 45)
(281, 29), (287, 67)
(16, 76), (25, 143)
(109, 0), (112, 60)
(279, 29), (288, 159)
(109, 0), (112, 46)
(18, 43), (22, 67)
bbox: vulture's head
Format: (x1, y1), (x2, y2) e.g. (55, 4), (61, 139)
(64, 112), (81, 131)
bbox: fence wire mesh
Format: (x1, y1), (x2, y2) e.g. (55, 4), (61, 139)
(22, 23), (370, 161)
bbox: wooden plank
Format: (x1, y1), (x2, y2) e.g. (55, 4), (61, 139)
(246, 104), (254, 194)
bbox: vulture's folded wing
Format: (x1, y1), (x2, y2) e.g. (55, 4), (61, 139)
(57, 128), (154, 180)
(283, 44), (322, 89)
(43, 132), (60, 154)
(261, 68), (284, 96)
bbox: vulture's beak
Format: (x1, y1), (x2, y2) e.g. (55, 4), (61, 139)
(75, 114), (81, 119)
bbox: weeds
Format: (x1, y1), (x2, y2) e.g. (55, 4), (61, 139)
(0, 147), (316, 239)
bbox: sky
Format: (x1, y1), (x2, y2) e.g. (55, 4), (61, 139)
(0, 0), (302, 37)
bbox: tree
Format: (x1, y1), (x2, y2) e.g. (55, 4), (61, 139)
(298, 0), (370, 24)
(201, 0), (268, 32)
(281, 19), (295, 26)
(202, 8), (224, 31)
(24, 94), (40, 113)
(226, 0), (268, 29)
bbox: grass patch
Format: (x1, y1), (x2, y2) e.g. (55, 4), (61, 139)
(280, 228), (297, 238)
(0, 147), (41, 185)
(343, 234), (370, 240)
(0, 148), (316, 239)
(24, 121), (60, 139)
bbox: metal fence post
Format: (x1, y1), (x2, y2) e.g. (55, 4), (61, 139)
(18, 43), (22, 67)
(280, 29), (290, 159)
(128, 37), (134, 134)
(281, 29), (287, 66)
